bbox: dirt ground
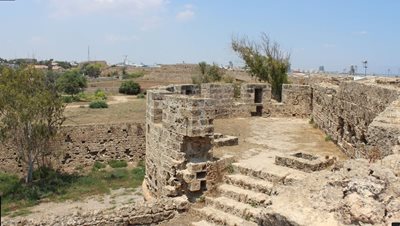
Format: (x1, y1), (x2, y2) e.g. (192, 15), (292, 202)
(3, 187), (144, 223)
(64, 95), (146, 125)
(213, 117), (347, 160)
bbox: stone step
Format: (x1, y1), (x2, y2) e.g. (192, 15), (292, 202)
(232, 162), (307, 185)
(224, 174), (274, 194)
(218, 184), (272, 207)
(194, 206), (258, 226)
(205, 196), (262, 222)
(191, 220), (219, 226)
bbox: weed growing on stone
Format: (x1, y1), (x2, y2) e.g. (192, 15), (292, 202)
(325, 135), (332, 142)
(226, 164), (235, 174)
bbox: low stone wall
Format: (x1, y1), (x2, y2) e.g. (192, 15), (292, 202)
(2, 197), (189, 226)
(0, 122), (146, 175)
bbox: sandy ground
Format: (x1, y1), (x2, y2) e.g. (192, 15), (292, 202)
(4, 187), (144, 222)
(213, 117), (347, 160)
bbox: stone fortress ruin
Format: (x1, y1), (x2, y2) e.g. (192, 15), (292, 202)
(2, 75), (400, 226)
(144, 76), (400, 225)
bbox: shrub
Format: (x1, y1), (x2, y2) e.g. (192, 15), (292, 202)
(119, 81), (141, 95)
(92, 161), (106, 171)
(137, 93), (145, 99)
(89, 100), (108, 109)
(108, 160), (128, 168)
(62, 96), (73, 103)
(94, 89), (107, 100)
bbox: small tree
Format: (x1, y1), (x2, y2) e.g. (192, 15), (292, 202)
(56, 69), (87, 96)
(232, 33), (290, 101)
(0, 66), (65, 183)
(192, 62), (225, 84)
(82, 63), (102, 78)
(119, 81), (141, 95)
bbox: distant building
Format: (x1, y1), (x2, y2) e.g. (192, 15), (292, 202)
(318, 66), (325, 72)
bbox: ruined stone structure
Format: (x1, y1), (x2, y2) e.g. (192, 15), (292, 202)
(145, 78), (400, 201)
(0, 122), (145, 175)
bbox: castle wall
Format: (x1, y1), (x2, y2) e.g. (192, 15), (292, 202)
(312, 81), (400, 157)
(0, 123), (146, 176)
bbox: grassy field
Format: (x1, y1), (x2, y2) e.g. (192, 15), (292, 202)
(64, 97), (146, 125)
(0, 161), (145, 217)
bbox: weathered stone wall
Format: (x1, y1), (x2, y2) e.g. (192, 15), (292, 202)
(3, 197), (189, 226)
(268, 84), (312, 118)
(312, 81), (400, 157)
(0, 123), (146, 175)
(145, 90), (216, 198)
(201, 83), (235, 118)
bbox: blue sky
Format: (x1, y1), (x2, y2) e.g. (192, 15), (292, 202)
(0, 0), (399, 74)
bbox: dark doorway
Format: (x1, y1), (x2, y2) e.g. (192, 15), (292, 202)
(256, 106), (263, 116)
(254, 88), (263, 103)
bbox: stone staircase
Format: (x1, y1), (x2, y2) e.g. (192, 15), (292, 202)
(191, 151), (330, 226)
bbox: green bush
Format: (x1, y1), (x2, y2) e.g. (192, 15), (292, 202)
(62, 96), (73, 103)
(94, 89), (107, 100)
(108, 160), (128, 168)
(92, 161), (106, 171)
(119, 81), (141, 95)
(137, 93), (145, 99)
(89, 100), (108, 109)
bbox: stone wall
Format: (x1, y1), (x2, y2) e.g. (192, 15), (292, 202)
(268, 84), (312, 118)
(0, 122), (146, 175)
(312, 81), (400, 158)
(3, 197), (189, 226)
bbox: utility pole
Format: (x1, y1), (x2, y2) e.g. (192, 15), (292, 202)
(362, 60), (368, 76)
(88, 45), (90, 62)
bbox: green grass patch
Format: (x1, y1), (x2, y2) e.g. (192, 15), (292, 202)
(0, 161), (145, 217)
(325, 135), (332, 142)
(108, 160), (128, 168)
(89, 100), (108, 109)
(122, 72), (144, 79)
(92, 161), (106, 171)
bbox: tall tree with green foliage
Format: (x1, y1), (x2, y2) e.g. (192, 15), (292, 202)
(232, 33), (290, 101)
(0, 66), (65, 183)
(56, 69), (87, 96)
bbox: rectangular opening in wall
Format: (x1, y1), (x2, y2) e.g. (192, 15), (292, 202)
(254, 88), (263, 103)
(200, 180), (207, 191)
(196, 171), (207, 179)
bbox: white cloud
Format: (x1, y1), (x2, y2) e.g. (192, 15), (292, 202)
(176, 4), (195, 22)
(46, 0), (168, 18)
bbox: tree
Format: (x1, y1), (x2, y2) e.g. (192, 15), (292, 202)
(56, 69), (87, 96)
(82, 63), (102, 78)
(0, 66), (65, 183)
(119, 81), (141, 95)
(192, 62), (225, 84)
(232, 33), (290, 101)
